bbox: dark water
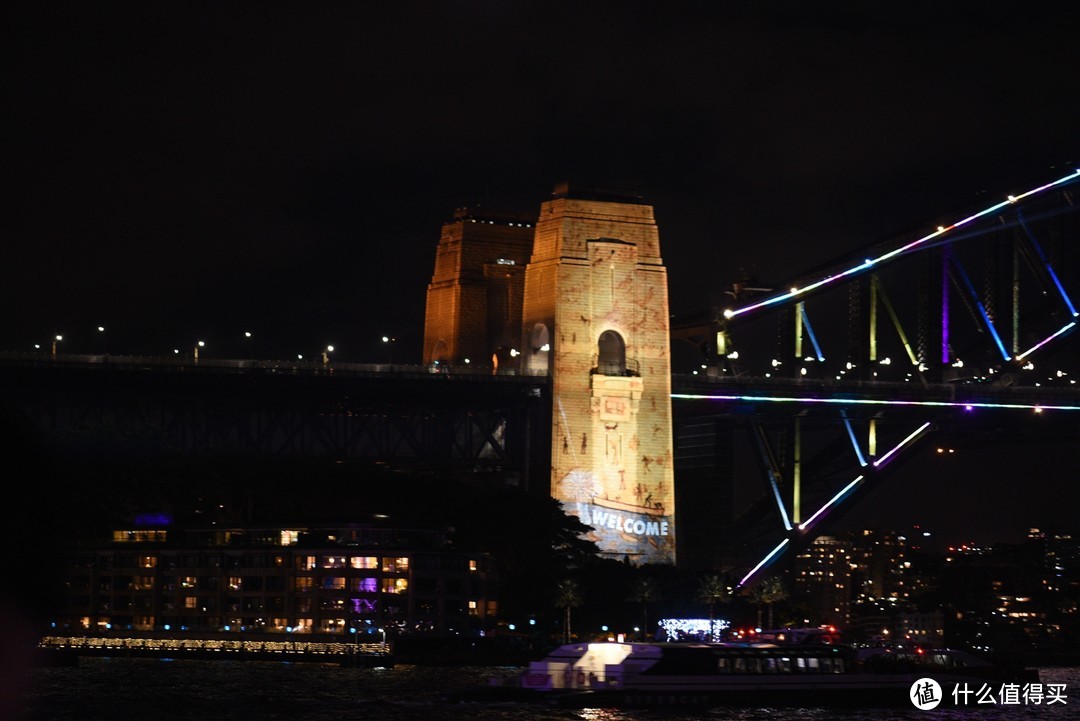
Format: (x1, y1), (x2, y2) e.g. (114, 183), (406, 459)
(15, 659), (1080, 721)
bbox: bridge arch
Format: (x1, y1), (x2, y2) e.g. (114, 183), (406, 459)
(596, 329), (626, 375)
(528, 323), (550, 373)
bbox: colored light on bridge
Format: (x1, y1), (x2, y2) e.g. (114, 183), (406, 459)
(797, 475), (864, 532)
(738, 538), (790, 588)
(670, 393), (1080, 412)
(722, 170), (1080, 321)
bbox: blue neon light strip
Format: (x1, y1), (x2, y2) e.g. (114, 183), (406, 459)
(752, 427), (793, 530)
(949, 256), (1011, 361)
(738, 538), (790, 588)
(800, 305), (825, 361)
(725, 169), (1080, 320)
(741, 421), (931, 587)
(840, 411), (868, 467)
(769, 471), (793, 531)
(1018, 214), (1079, 318)
(1016, 321), (1078, 361)
(671, 393), (1080, 411)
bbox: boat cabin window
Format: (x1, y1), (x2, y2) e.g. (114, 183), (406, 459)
(717, 649), (847, 675)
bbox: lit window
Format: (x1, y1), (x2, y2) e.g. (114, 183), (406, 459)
(382, 556), (410, 573)
(381, 578), (409, 594)
(350, 556), (378, 570)
(321, 576), (346, 591)
(319, 618), (345, 634)
(352, 577), (378, 593)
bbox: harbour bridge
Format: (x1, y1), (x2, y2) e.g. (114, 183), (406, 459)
(2, 169), (1077, 581)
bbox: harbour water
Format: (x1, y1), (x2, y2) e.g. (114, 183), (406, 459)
(16, 657), (1080, 721)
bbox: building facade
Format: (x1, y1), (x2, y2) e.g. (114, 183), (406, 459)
(422, 183), (677, 565)
(793, 535), (852, 626)
(521, 183), (675, 564)
(423, 206), (536, 369)
(51, 522), (498, 641)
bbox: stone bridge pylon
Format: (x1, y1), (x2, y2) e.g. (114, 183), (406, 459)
(423, 182), (677, 564)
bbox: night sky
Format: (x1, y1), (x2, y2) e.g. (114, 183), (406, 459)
(7, 4), (1079, 545)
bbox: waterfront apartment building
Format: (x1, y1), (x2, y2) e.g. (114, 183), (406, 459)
(50, 521), (498, 641)
(793, 535), (852, 626)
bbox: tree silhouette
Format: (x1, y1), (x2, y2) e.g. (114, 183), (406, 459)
(746, 575), (787, 629)
(627, 576), (661, 640)
(761, 576), (787, 629)
(695, 573), (732, 641)
(555, 578), (583, 643)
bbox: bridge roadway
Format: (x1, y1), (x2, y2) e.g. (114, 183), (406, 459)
(3, 353), (1078, 570)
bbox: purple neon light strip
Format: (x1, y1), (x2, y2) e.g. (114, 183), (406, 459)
(725, 170), (1080, 320)
(671, 393), (1080, 411)
(1016, 322), (1078, 361)
(942, 248), (951, 364)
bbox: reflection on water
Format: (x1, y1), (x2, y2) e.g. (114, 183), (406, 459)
(18, 658), (1080, 721)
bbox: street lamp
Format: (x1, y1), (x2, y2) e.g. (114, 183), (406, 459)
(244, 331), (253, 360)
(322, 344), (334, 365)
(378, 627), (386, 649)
(97, 326), (106, 355)
(381, 336), (396, 364)
(194, 340), (205, 363)
(51, 335), (63, 358)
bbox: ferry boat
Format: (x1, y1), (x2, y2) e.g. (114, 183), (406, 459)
(466, 631), (1039, 708)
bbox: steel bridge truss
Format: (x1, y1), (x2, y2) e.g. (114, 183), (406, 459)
(675, 170), (1080, 587)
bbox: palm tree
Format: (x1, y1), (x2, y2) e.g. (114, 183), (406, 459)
(746, 583), (767, 629)
(555, 578), (583, 643)
(627, 577), (661, 640)
(745, 575), (788, 629)
(695, 573), (732, 641)
(760, 576), (788, 629)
